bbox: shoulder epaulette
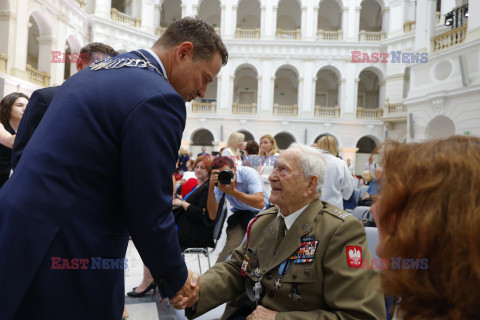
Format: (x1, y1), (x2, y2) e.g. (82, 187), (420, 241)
(256, 206), (279, 217)
(322, 202), (352, 221)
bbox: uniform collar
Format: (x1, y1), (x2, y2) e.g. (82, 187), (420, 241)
(141, 49), (168, 80)
(277, 204), (309, 232)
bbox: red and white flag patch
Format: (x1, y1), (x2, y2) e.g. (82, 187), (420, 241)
(346, 246), (362, 268)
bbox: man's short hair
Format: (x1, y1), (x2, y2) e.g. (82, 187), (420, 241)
(287, 144), (327, 193)
(155, 17), (228, 66)
(212, 156), (234, 170)
(79, 42), (118, 62)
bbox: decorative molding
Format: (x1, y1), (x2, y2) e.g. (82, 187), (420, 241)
(432, 97), (446, 115)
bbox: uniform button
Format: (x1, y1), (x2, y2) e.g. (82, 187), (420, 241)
(304, 268), (310, 276)
(292, 273), (298, 279)
(266, 273), (273, 280)
(268, 291), (275, 298)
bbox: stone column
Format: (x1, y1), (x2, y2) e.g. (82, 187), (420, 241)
(353, 6), (361, 41)
(341, 7), (348, 40)
(260, 4), (266, 38)
(140, 0), (156, 34)
(300, 5), (307, 40)
(467, 0), (480, 41)
(220, 4), (226, 38)
(414, 0), (436, 52)
(256, 75), (262, 111)
(94, 0), (112, 19)
(311, 77), (317, 114)
(297, 76), (304, 114)
(311, 5), (319, 41)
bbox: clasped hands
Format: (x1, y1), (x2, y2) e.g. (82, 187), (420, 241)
(170, 270), (200, 309)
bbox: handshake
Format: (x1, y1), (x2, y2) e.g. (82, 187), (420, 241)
(170, 269), (200, 309)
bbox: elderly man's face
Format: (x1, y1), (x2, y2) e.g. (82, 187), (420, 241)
(268, 150), (309, 211)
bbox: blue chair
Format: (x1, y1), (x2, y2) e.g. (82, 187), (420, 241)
(359, 185), (369, 199)
(353, 206), (373, 221)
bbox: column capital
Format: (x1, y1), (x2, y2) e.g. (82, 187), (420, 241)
(257, 75), (263, 80)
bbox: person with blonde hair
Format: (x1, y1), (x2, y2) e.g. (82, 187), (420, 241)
(316, 135), (354, 209)
(257, 134), (280, 197)
(221, 131), (245, 166)
(370, 136), (480, 320)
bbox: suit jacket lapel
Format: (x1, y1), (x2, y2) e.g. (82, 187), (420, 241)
(266, 199), (324, 272)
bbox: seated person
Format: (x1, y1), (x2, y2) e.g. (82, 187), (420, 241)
(208, 156), (268, 263)
(172, 155), (216, 250)
(359, 167), (383, 206)
(371, 136), (480, 319)
(178, 144), (386, 320)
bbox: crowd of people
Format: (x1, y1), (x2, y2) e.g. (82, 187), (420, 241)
(0, 16), (478, 320)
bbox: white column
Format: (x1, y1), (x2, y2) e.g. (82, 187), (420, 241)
(312, 5), (319, 41)
(414, 0), (436, 52)
(467, 0), (480, 41)
(387, 1), (406, 37)
(154, 3), (161, 28)
(37, 36), (54, 73)
(228, 4), (238, 39)
(94, 0), (112, 19)
(297, 76), (304, 112)
(311, 77), (317, 111)
(228, 74), (235, 113)
(269, 75), (276, 113)
(259, 59), (273, 115)
(220, 4), (226, 37)
(441, 0), (456, 15)
(140, 0), (156, 34)
(343, 63), (357, 117)
(378, 80), (386, 109)
(256, 75), (262, 110)
(266, 5), (277, 40)
(300, 5), (307, 40)
(260, 4), (267, 38)
(341, 8), (348, 40)
(339, 78), (346, 114)
(353, 6), (361, 41)
(382, 7), (389, 36)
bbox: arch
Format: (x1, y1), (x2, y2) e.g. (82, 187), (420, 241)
(313, 62), (344, 81)
(313, 132), (341, 148)
(274, 66), (299, 106)
(355, 65), (384, 81)
(66, 35), (82, 54)
(357, 68), (381, 109)
(237, 0), (261, 29)
(234, 65), (258, 104)
(359, 0), (382, 31)
(318, 0), (343, 10)
(29, 10), (53, 37)
(426, 115), (455, 140)
(0, 0), (11, 10)
(353, 134), (381, 152)
(274, 63), (300, 78)
(198, 0), (221, 27)
(238, 130), (255, 142)
(233, 61), (261, 76)
(317, 0), (342, 31)
(191, 128), (215, 146)
(277, 0), (301, 31)
(356, 136), (377, 153)
(159, 0), (182, 27)
(274, 131), (297, 150)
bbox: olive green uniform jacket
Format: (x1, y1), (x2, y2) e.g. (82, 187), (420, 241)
(187, 200), (386, 320)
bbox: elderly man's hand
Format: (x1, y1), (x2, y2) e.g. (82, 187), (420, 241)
(246, 306), (278, 320)
(169, 270), (200, 309)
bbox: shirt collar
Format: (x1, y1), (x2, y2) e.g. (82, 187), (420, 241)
(145, 48), (167, 80)
(277, 204), (309, 232)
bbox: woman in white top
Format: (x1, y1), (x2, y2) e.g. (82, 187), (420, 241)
(257, 134), (279, 197)
(221, 131), (244, 167)
(316, 135), (354, 209)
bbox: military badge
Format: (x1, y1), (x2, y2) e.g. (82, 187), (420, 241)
(346, 246), (362, 268)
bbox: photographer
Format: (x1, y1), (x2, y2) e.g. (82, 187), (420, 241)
(207, 156), (268, 263)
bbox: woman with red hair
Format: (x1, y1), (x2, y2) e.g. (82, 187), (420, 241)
(371, 136), (480, 319)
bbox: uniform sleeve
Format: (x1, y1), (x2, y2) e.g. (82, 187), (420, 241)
(121, 93), (188, 298)
(186, 236), (248, 319)
(275, 218), (386, 320)
(12, 90), (49, 170)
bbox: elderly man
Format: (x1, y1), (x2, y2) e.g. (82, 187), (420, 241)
(176, 144), (386, 319)
(0, 18), (226, 319)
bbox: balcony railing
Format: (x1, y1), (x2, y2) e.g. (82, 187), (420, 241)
(236, 28), (260, 39)
(26, 64), (50, 87)
(314, 106), (340, 118)
(192, 101), (216, 113)
(75, 0), (86, 8)
(357, 107), (383, 119)
(317, 30), (343, 41)
(156, 26), (167, 36)
(404, 21), (416, 33)
(111, 8), (141, 28)
(233, 102), (257, 115)
(276, 29), (301, 40)
(431, 24), (467, 53)
(382, 103), (407, 119)
(0, 53), (7, 73)
(359, 30), (385, 41)
(273, 104), (298, 116)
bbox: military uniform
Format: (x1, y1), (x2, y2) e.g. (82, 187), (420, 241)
(188, 200), (386, 320)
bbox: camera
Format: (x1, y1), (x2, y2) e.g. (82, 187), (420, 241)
(218, 169), (234, 185)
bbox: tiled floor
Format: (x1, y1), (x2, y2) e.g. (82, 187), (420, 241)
(124, 239), (227, 320)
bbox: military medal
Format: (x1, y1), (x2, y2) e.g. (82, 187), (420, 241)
(290, 237), (318, 264)
(289, 283), (302, 303)
(274, 259), (291, 291)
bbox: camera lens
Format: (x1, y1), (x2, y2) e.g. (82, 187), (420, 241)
(218, 170), (234, 185)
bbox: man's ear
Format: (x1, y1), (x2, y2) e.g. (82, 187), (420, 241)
(76, 58), (83, 71)
(176, 42), (194, 63)
(305, 175), (318, 196)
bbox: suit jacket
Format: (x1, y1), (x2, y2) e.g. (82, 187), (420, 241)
(0, 50), (188, 319)
(188, 200), (386, 320)
(11, 85), (59, 170)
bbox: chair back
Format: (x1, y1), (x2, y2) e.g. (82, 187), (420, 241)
(359, 185), (369, 198)
(365, 227), (380, 261)
(353, 206), (372, 220)
(353, 188), (360, 206)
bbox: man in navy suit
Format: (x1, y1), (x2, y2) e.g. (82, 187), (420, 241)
(0, 17), (228, 319)
(11, 42), (118, 170)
